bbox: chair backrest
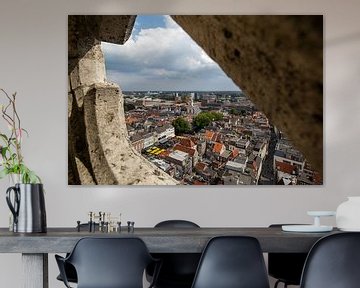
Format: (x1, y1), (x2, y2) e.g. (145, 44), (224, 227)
(151, 220), (201, 286)
(67, 237), (154, 288)
(155, 220), (200, 228)
(191, 236), (270, 288)
(300, 232), (360, 288)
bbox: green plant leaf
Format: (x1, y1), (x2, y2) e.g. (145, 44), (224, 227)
(1, 146), (8, 158)
(0, 168), (9, 179)
(21, 128), (29, 137)
(0, 133), (8, 142)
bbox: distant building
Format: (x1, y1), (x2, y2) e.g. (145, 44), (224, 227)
(225, 155), (248, 173)
(130, 134), (144, 152)
(174, 144), (199, 167)
(204, 130), (221, 142)
(236, 139), (250, 155)
(178, 137), (197, 149)
(156, 125), (175, 144)
(150, 159), (174, 175)
(222, 172), (256, 185)
(253, 141), (268, 159)
(274, 160), (298, 185)
(213, 142), (226, 155)
(225, 161), (245, 173)
(195, 161), (217, 182)
(220, 150), (232, 162)
(143, 132), (157, 148)
(273, 149), (304, 172)
(166, 150), (192, 177)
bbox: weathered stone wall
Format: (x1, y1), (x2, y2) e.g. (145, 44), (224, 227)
(172, 15), (323, 174)
(68, 15), (177, 184)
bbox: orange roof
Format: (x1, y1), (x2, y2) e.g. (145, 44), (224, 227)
(204, 130), (221, 142)
(275, 160), (297, 175)
(189, 136), (199, 144)
(159, 150), (171, 158)
(205, 130), (215, 141)
(231, 148), (239, 158)
(125, 116), (139, 124)
(195, 162), (207, 171)
(213, 142), (224, 154)
(174, 144), (196, 157)
(179, 138), (196, 148)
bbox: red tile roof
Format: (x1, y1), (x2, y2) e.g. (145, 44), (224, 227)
(213, 142), (225, 154)
(159, 150), (171, 158)
(174, 144), (196, 157)
(231, 148), (239, 158)
(195, 162), (207, 172)
(179, 138), (196, 148)
(205, 130), (220, 142)
(205, 130), (215, 141)
(275, 160), (297, 175)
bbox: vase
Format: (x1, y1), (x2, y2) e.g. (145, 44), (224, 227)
(6, 183), (47, 233)
(336, 197), (360, 231)
(9, 173), (22, 185)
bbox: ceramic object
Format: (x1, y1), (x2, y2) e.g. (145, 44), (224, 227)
(282, 225), (333, 232)
(282, 211), (335, 233)
(336, 197), (360, 231)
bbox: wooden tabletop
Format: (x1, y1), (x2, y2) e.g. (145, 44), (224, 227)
(0, 227), (340, 253)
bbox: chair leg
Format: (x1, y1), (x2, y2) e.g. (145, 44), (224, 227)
(274, 279), (289, 288)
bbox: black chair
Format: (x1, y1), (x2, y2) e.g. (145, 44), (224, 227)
(147, 220), (201, 288)
(300, 232), (360, 288)
(268, 224), (308, 288)
(55, 237), (160, 288)
(56, 223), (99, 284)
(191, 236), (270, 288)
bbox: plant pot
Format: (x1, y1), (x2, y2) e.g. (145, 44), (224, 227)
(336, 197), (360, 231)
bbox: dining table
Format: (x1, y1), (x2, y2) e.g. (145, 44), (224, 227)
(0, 226), (340, 288)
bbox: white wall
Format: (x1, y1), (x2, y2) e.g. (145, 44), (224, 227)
(0, 0), (359, 287)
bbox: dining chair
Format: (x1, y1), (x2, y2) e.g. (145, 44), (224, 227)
(191, 236), (270, 288)
(268, 224), (308, 288)
(55, 237), (161, 288)
(56, 223), (99, 284)
(300, 232), (360, 288)
(147, 220), (201, 288)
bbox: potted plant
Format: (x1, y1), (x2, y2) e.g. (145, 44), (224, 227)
(1, 88), (46, 233)
(0, 89), (41, 183)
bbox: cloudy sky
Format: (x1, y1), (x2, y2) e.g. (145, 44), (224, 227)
(102, 15), (239, 91)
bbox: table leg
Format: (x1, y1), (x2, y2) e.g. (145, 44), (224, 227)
(22, 253), (48, 288)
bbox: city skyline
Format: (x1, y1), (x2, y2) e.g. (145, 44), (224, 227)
(125, 91), (322, 185)
(102, 15), (240, 91)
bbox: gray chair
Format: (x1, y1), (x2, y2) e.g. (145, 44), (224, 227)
(300, 232), (360, 288)
(147, 220), (201, 288)
(191, 236), (270, 288)
(56, 237), (160, 288)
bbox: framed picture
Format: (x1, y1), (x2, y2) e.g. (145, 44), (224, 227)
(68, 15), (323, 185)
